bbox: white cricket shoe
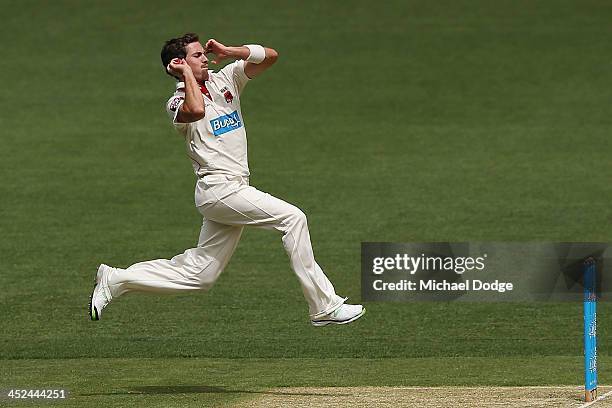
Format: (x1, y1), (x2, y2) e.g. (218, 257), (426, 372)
(89, 264), (113, 321)
(311, 304), (365, 327)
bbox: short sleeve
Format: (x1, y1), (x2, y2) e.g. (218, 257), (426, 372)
(165, 94), (191, 131)
(166, 95), (184, 121)
(217, 60), (250, 95)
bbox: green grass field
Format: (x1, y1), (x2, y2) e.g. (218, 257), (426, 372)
(1, 0), (612, 406)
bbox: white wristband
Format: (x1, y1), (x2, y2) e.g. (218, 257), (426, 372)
(245, 44), (265, 64)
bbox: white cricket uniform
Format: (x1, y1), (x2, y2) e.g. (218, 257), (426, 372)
(105, 60), (345, 318)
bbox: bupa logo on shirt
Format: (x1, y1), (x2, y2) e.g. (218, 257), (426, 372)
(210, 110), (242, 136)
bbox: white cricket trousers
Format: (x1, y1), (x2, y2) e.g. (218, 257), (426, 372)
(106, 174), (345, 318)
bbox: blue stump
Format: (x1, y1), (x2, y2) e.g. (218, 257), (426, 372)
(584, 258), (597, 402)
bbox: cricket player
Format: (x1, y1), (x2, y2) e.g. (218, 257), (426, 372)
(89, 33), (365, 327)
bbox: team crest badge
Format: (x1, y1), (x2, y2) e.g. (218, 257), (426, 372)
(223, 90), (234, 104)
(220, 86), (233, 104)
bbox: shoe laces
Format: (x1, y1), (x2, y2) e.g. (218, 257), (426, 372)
(95, 286), (111, 307)
(331, 306), (343, 317)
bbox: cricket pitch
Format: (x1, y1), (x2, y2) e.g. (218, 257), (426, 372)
(236, 386), (612, 408)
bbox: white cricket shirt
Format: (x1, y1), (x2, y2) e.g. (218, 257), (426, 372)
(166, 60), (251, 179)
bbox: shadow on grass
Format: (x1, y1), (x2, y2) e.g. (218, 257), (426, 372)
(80, 385), (344, 397)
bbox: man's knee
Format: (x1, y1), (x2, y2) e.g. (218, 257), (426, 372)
(286, 207), (308, 228)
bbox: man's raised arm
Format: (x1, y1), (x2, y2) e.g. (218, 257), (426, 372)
(167, 58), (205, 123)
(205, 39), (278, 79)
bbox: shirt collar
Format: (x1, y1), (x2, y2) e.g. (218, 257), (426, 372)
(175, 81), (212, 100)
(176, 75), (212, 90)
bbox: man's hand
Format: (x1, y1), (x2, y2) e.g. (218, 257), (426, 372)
(205, 39), (232, 64)
(167, 58), (192, 79)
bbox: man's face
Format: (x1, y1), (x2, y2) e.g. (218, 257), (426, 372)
(184, 41), (209, 82)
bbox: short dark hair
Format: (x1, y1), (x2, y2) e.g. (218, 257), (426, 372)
(160, 33), (199, 79)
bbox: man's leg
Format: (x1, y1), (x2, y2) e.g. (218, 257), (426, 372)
(90, 217), (242, 320)
(103, 220), (242, 297)
(200, 183), (347, 319)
